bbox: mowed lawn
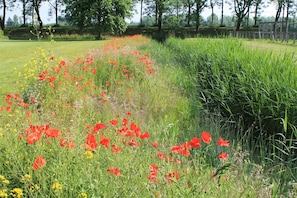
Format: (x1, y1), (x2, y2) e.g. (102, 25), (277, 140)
(0, 40), (106, 99)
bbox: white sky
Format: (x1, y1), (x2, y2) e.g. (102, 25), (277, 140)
(3, 2), (279, 25)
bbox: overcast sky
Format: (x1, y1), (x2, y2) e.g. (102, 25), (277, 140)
(3, 2), (278, 25)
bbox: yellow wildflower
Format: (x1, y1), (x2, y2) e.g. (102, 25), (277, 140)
(84, 150), (94, 159)
(79, 192), (88, 198)
(10, 188), (23, 198)
(0, 175), (9, 185)
(51, 182), (62, 193)
(0, 189), (8, 198)
(20, 174), (32, 183)
(29, 184), (40, 193)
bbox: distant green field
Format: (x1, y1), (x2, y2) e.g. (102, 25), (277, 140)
(0, 40), (106, 97)
(242, 39), (297, 56)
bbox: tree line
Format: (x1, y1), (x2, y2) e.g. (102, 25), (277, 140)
(0, 0), (296, 36)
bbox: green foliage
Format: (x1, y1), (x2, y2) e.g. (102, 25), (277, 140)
(0, 29), (8, 40)
(64, 0), (133, 38)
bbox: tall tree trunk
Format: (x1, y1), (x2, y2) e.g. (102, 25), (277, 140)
(187, 3), (191, 26)
(236, 15), (243, 30)
(155, 2), (158, 25)
(210, 1), (214, 25)
(35, 7), (43, 29)
(253, 1), (259, 26)
(55, 0), (58, 25)
(195, 5), (200, 33)
(273, 1), (282, 39)
(0, 0), (7, 30)
(140, 0), (143, 25)
(285, 0), (289, 42)
(158, 10), (162, 32)
(22, 0), (27, 25)
(220, 0), (224, 26)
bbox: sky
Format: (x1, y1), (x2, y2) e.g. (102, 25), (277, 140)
(3, 2), (278, 25)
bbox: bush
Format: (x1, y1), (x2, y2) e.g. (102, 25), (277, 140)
(0, 29), (8, 40)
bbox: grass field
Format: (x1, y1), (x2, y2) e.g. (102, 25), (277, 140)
(0, 40), (106, 98)
(242, 39), (297, 56)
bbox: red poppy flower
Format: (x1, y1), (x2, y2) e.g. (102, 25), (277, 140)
(5, 94), (12, 101)
(122, 118), (128, 127)
(218, 152), (228, 161)
(175, 159), (181, 164)
(44, 128), (61, 138)
(157, 152), (165, 160)
(60, 138), (75, 149)
(27, 132), (42, 144)
(201, 131), (212, 144)
(111, 144), (122, 154)
(148, 164), (158, 184)
(129, 138), (140, 146)
(6, 106), (11, 112)
(93, 123), (107, 134)
(188, 137), (201, 148)
(110, 119), (118, 126)
(171, 143), (191, 157)
(166, 172), (179, 184)
(67, 139), (75, 148)
(149, 164), (159, 171)
(84, 134), (98, 150)
(216, 137), (230, 147)
(140, 132), (150, 139)
(152, 142), (158, 148)
(107, 167), (121, 176)
(33, 156), (46, 170)
(100, 137), (110, 148)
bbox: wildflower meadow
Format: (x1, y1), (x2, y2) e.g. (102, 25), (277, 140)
(0, 35), (293, 197)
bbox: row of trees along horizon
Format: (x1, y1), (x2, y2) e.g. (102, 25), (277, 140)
(0, 0), (296, 36)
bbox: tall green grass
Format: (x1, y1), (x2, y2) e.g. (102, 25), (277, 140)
(162, 37), (297, 194)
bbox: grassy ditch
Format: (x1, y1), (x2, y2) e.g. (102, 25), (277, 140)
(161, 37), (297, 193)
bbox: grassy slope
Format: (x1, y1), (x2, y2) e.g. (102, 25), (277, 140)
(0, 40), (106, 98)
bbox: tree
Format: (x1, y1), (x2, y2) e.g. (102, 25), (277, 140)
(194, 0), (208, 33)
(283, 0), (294, 41)
(6, 16), (13, 26)
(0, 0), (14, 30)
(209, 0), (218, 25)
(64, 0), (133, 38)
(13, 14), (19, 26)
(145, 0), (170, 32)
(219, 0), (224, 26)
(48, 0), (64, 25)
(182, 0), (195, 26)
(0, 0), (7, 30)
(139, 0), (144, 26)
(251, 0), (265, 27)
(272, 0), (284, 38)
(31, 0), (44, 29)
(206, 13), (219, 25)
(18, 0), (30, 25)
(231, 0), (253, 30)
